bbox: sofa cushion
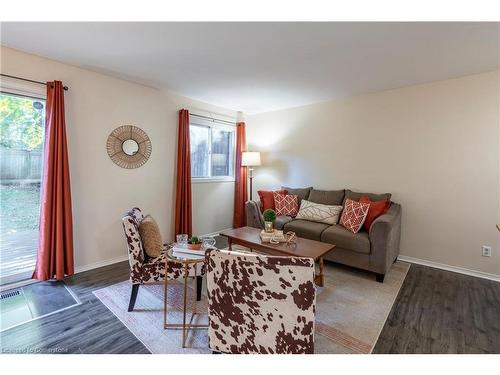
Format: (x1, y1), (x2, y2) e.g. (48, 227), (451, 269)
(343, 189), (392, 204)
(281, 186), (313, 203)
(274, 192), (299, 217)
(283, 219), (330, 241)
(295, 199), (343, 225)
(321, 225), (371, 254)
(274, 215), (293, 230)
(309, 189), (345, 206)
(359, 196), (391, 231)
(339, 199), (370, 234)
(257, 189), (287, 212)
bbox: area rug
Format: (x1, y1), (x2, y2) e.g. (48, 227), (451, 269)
(93, 260), (409, 354)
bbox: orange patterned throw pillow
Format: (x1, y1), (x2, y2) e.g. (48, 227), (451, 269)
(340, 198), (370, 233)
(274, 192), (299, 217)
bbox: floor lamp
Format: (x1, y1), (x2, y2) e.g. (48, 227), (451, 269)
(241, 151), (261, 201)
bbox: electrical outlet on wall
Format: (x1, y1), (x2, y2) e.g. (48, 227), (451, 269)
(482, 246), (492, 257)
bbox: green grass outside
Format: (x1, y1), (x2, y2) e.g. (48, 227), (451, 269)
(0, 184), (41, 232)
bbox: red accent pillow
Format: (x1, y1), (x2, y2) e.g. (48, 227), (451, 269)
(340, 198), (370, 234)
(257, 190), (287, 212)
(359, 196), (391, 231)
(274, 192), (299, 217)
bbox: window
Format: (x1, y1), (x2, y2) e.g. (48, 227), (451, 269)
(0, 91), (45, 285)
(190, 117), (235, 181)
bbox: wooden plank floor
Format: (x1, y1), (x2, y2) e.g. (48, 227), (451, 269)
(373, 264), (500, 354)
(1, 259), (499, 354)
(0, 261), (149, 354)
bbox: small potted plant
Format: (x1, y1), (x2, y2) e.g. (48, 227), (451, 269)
(263, 209), (277, 233)
(186, 236), (202, 250)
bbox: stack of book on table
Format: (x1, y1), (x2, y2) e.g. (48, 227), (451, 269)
(172, 244), (206, 260)
(259, 229), (286, 243)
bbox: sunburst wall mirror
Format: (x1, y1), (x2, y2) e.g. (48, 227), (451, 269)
(106, 125), (152, 169)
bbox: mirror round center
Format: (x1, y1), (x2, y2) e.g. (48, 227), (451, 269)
(122, 139), (139, 156)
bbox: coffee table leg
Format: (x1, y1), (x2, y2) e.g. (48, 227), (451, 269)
(316, 257), (324, 287)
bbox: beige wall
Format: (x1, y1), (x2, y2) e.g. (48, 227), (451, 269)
(2, 45), (498, 276)
(0, 46), (235, 270)
(247, 71), (500, 276)
(192, 181), (234, 235)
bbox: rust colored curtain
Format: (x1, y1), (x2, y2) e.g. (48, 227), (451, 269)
(174, 109), (192, 236)
(233, 122), (248, 228)
(33, 81), (74, 281)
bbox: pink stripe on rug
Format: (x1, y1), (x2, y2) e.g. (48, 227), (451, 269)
(315, 321), (372, 353)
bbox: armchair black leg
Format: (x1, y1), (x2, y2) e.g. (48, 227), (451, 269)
(128, 284), (140, 311)
(196, 276), (203, 301)
(375, 273), (385, 283)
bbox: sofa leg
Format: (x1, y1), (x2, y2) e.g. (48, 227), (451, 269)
(375, 273), (385, 283)
(128, 284), (140, 311)
(196, 276), (203, 301)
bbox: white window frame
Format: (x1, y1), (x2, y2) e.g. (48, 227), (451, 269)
(190, 117), (236, 183)
(0, 80), (46, 286)
(0, 76), (47, 101)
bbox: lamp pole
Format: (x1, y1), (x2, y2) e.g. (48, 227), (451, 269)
(241, 151), (261, 202)
(248, 167), (254, 201)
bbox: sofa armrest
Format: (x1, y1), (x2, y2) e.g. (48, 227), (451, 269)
(368, 203), (402, 275)
(245, 200), (265, 229)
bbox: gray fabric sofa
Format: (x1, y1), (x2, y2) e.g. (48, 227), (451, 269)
(245, 187), (402, 282)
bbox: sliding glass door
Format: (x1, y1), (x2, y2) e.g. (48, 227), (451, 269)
(0, 92), (45, 285)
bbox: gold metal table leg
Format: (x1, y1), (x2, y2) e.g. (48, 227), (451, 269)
(182, 262), (188, 348)
(192, 269), (197, 314)
(163, 256), (208, 347)
(164, 263), (168, 329)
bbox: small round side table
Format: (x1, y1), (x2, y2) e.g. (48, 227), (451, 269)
(163, 247), (208, 348)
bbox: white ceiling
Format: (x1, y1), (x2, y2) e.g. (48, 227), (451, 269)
(1, 22), (499, 114)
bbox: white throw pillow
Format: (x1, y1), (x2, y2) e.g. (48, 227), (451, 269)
(295, 199), (343, 225)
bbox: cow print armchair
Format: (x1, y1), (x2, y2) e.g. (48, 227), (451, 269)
(122, 207), (204, 312)
(206, 248), (316, 354)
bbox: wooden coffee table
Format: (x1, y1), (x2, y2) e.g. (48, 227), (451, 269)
(219, 226), (335, 287)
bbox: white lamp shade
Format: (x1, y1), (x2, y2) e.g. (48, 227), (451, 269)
(241, 151), (261, 167)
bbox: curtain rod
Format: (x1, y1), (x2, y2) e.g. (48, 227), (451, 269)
(190, 112), (236, 125)
(0, 73), (69, 91)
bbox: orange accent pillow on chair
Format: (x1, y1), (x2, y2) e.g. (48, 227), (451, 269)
(257, 190), (287, 212)
(359, 196), (391, 231)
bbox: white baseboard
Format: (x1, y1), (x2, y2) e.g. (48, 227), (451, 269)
(74, 255), (129, 274)
(1, 228), (230, 292)
(75, 229), (233, 273)
(200, 228), (232, 237)
(397, 255), (500, 282)
(72, 229), (232, 276)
